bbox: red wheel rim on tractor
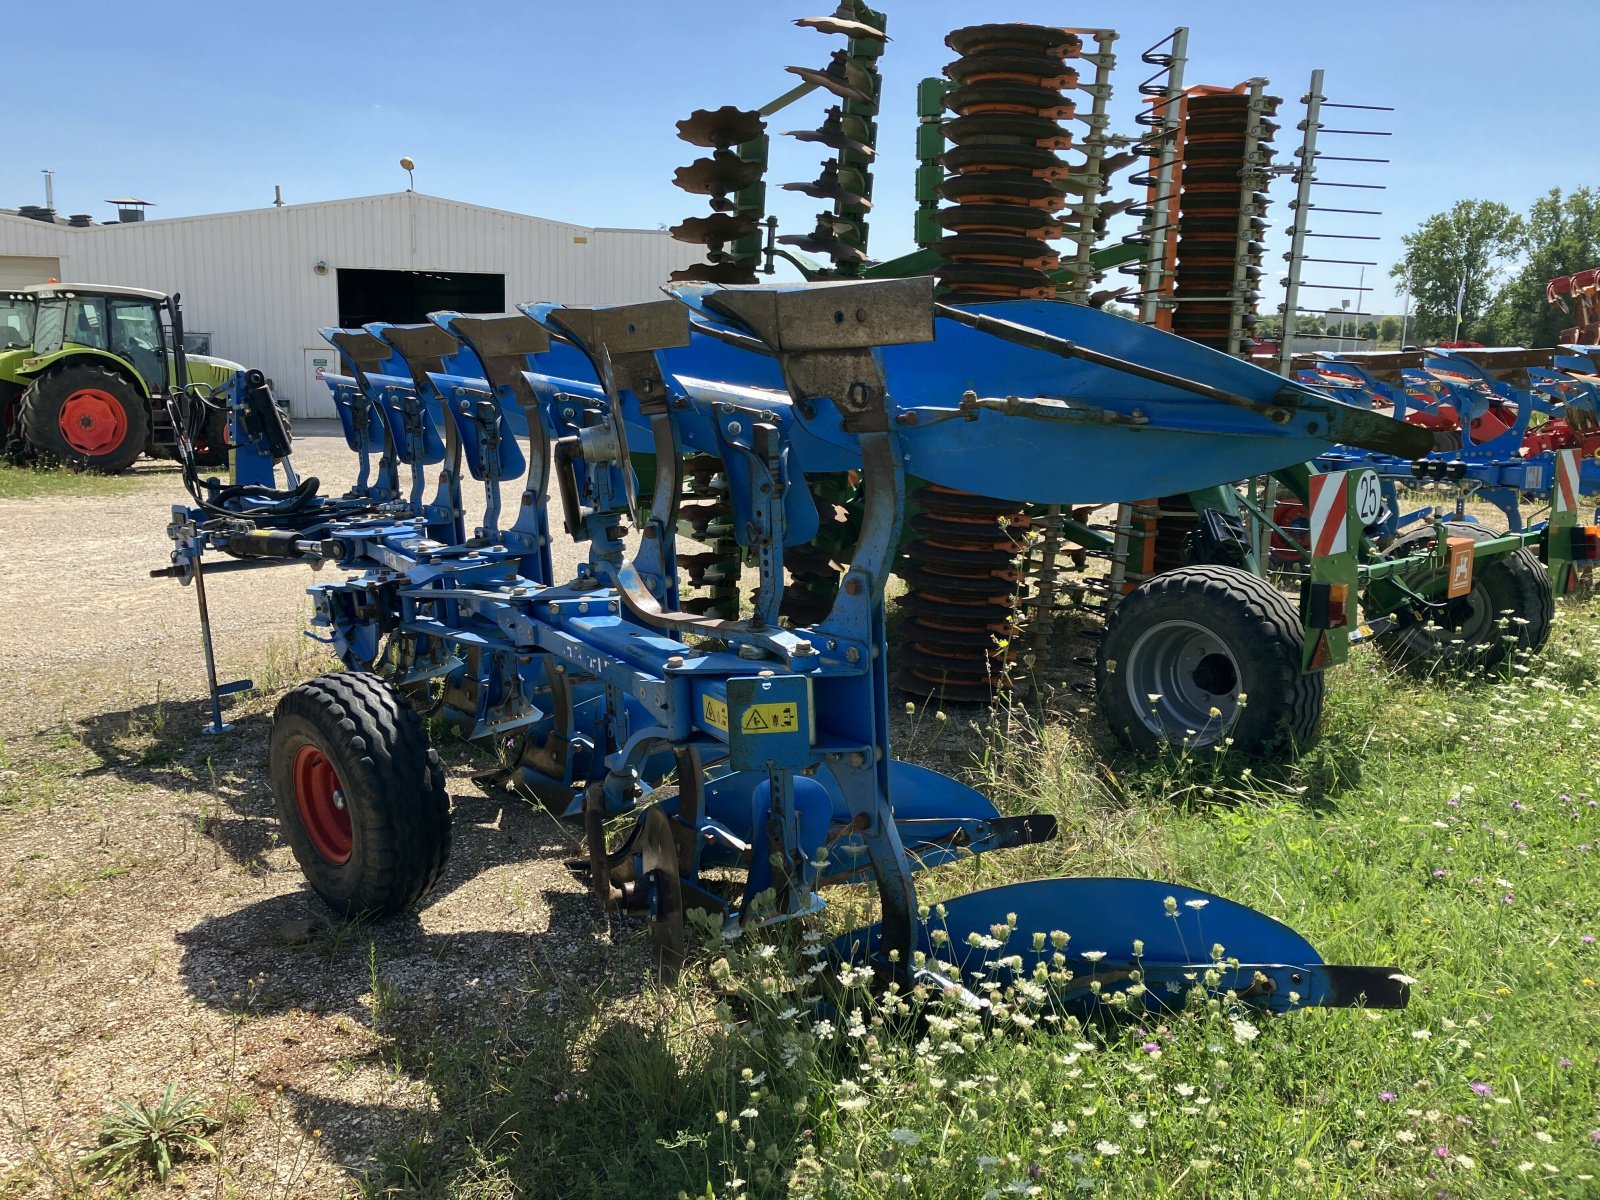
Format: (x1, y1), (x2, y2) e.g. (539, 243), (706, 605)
(293, 746), (353, 864)
(57, 388), (129, 457)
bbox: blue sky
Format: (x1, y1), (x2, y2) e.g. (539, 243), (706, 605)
(6, 0), (1592, 316)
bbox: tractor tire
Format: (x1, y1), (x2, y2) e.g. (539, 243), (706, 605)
(269, 671), (452, 918)
(1373, 521), (1553, 675)
(1, 381), (28, 464)
(1097, 564), (1322, 756)
(17, 361), (148, 472)
(191, 404), (230, 469)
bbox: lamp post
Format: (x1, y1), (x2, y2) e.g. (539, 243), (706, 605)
(1398, 268), (1412, 348)
(1354, 264), (1366, 346)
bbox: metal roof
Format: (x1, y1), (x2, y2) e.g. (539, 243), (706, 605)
(23, 281), (166, 301)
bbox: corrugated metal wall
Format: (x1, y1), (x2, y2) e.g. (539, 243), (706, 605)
(0, 195), (698, 415)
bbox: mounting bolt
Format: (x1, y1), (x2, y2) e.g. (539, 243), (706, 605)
(845, 647), (861, 664)
(793, 642), (819, 657)
(843, 576), (863, 596)
(737, 644), (765, 660)
(665, 655), (685, 670)
(727, 421), (743, 436)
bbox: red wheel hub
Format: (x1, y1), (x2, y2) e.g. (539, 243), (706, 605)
(293, 746), (353, 864)
(57, 388), (129, 456)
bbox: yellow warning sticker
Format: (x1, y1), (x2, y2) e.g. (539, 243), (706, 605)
(702, 694), (729, 733)
(740, 702), (799, 735)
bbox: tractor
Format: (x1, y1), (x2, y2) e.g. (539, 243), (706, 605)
(0, 283), (240, 472)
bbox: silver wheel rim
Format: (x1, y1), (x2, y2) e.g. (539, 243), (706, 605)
(1124, 619), (1242, 746)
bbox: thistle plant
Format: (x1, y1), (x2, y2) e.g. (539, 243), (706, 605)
(80, 1083), (218, 1182)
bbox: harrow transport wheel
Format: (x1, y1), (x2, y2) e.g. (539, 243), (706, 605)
(1373, 522), (1553, 675)
(18, 362), (148, 472)
(1097, 565), (1321, 756)
(269, 671), (451, 917)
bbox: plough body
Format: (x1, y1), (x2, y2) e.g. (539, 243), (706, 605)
(157, 278), (1413, 1014)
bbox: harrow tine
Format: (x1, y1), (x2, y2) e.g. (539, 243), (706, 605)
(794, 2), (887, 43)
(783, 106), (876, 157)
(786, 50), (880, 109)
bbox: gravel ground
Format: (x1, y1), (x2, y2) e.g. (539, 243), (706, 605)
(0, 425), (592, 744)
(0, 430), (1104, 1196)
(0, 431), (625, 1198)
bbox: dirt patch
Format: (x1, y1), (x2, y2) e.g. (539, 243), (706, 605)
(0, 436), (640, 1197)
(0, 432), (1117, 1196)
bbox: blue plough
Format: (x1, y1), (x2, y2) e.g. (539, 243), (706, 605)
(157, 278), (1413, 1014)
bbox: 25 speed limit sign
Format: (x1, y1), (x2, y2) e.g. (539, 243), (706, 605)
(1353, 470), (1383, 526)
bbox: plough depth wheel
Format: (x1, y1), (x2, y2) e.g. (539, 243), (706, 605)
(1374, 522), (1554, 675)
(269, 671), (452, 917)
(1096, 565), (1321, 755)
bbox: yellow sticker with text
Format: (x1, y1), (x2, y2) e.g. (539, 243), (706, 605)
(740, 702), (799, 735)
(702, 694), (729, 733)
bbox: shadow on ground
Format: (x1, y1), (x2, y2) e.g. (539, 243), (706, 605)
(67, 695), (579, 904)
(170, 876), (735, 1197)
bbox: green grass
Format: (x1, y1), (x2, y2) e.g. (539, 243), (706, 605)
(0, 731), (100, 810)
(0, 462), (144, 500)
(335, 608), (1600, 1196)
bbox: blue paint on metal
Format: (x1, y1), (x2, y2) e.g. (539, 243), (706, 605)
(162, 279), (1415, 1015)
(1304, 346), (1600, 531)
(836, 877), (1384, 1015)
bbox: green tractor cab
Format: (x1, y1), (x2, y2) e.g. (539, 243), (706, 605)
(0, 283), (241, 472)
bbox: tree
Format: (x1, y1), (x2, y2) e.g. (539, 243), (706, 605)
(1378, 315), (1401, 344)
(1358, 320), (1379, 342)
(1390, 200), (1522, 342)
(1478, 188), (1600, 346)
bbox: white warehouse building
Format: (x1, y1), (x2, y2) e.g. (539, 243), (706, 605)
(0, 193), (699, 417)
